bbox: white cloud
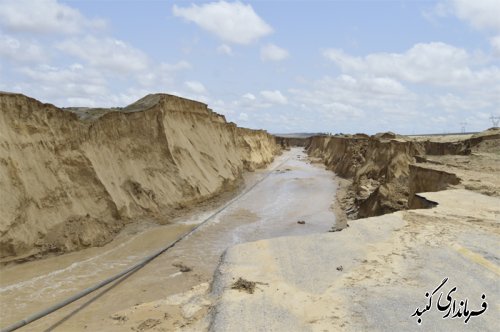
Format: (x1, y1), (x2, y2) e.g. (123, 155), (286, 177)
(290, 75), (415, 115)
(160, 60), (192, 71)
(429, 0), (500, 60)
(323, 49), (364, 71)
(12, 63), (155, 107)
(322, 102), (364, 118)
(433, 93), (492, 113)
(217, 44), (233, 56)
(17, 64), (108, 102)
(368, 77), (408, 95)
(242, 93), (256, 100)
(260, 90), (288, 104)
(491, 35), (500, 56)
(448, 0), (500, 31)
(0, 0), (105, 35)
(260, 43), (289, 61)
(19, 64), (105, 86)
(428, 1), (500, 62)
(211, 99), (235, 116)
(173, 1), (273, 44)
(135, 61), (190, 88)
(0, 0), (194, 109)
(0, 34), (47, 63)
(288, 75), (419, 132)
(238, 112), (249, 121)
(185, 81), (207, 94)
(57, 36), (149, 73)
(290, 40), (500, 133)
(323, 42), (500, 87)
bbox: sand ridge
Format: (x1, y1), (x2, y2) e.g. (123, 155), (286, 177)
(0, 92), (280, 262)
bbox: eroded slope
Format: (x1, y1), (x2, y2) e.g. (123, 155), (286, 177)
(306, 129), (500, 219)
(0, 93), (280, 261)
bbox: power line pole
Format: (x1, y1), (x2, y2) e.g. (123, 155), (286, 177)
(460, 122), (467, 133)
(490, 115), (500, 127)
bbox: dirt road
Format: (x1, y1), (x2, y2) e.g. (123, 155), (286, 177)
(211, 189), (499, 331)
(0, 148), (338, 331)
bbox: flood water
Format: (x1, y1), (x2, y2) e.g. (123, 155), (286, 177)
(0, 147), (338, 331)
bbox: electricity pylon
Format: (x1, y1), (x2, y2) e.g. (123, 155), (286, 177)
(460, 122), (467, 133)
(490, 115), (500, 127)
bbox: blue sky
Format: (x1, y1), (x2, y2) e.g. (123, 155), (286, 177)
(0, 0), (499, 134)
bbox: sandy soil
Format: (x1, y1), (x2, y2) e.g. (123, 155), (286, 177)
(307, 128), (500, 219)
(2, 91), (498, 331)
(210, 130), (500, 331)
(211, 189), (499, 331)
(0, 92), (280, 262)
(409, 134), (473, 142)
(417, 151), (500, 197)
(0, 148), (340, 331)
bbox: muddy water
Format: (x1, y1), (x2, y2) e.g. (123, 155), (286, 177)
(0, 148), (338, 331)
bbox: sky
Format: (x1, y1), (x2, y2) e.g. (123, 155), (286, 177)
(0, 0), (499, 134)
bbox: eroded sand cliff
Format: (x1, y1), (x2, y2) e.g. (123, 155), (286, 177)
(306, 129), (500, 219)
(0, 92), (280, 262)
(210, 131), (500, 331)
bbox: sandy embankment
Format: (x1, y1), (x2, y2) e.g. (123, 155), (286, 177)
(306, 129), (500, 219)
(0, 148), (339, 331)
(211, 129), (500, 331)
(0, 92), (280, 263)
